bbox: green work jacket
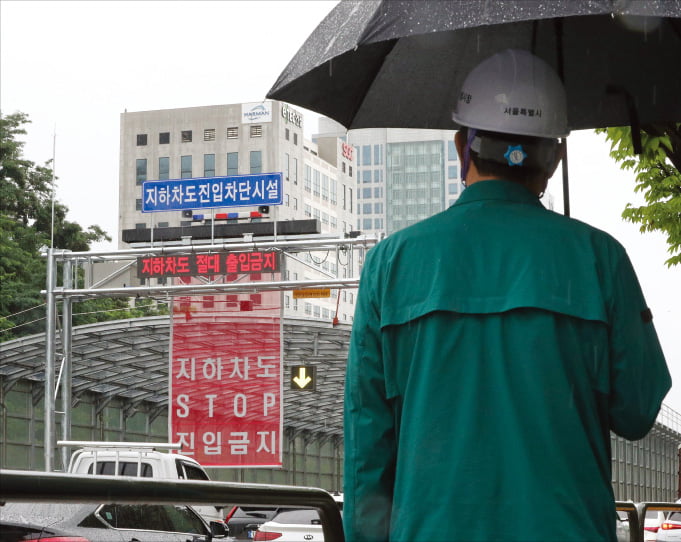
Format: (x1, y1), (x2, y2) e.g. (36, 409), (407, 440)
(343, 180), (671, 542)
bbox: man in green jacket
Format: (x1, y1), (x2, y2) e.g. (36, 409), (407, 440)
(343, 49), (671, 542)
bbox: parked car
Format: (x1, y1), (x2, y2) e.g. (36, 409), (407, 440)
(643, 508), (666, 541)
(0, 501), (230, 542)
(64, 441), (224, 525)
(616, 510), (630, 542)
(656, 509), (681, 541)
(253, 493), (343, 542)
(225, 506), (283, 540)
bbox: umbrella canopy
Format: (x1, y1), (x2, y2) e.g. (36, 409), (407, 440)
(267, 0), (681, 132)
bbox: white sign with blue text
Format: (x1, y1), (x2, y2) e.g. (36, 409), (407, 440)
(142, 173), (283, 213)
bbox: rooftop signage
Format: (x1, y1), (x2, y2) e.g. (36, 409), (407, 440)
(242, 101), (273, 124)
(281, 103), (303, 128)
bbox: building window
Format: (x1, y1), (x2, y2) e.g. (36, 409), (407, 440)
(292, 158), (298, 184)
(227, 152), (238, 175)
(349, 165), (353, 177)
(284, 194), (290, 207)
(135, 158), (147, 185)
(181, 155), (192, 178)
(448, 140), (457, 160)
(448, 183), (459, 195)
(159, 157), (170, 180)
(313, 170), (321, 197)
(322, 174), (329, 201)
(250, 150), (262, 174)
(181, 130), (192, 143)
(284, 153), (290, 180)
(159, 132), (170, 144)
(342, 162), (346, 173)
(374, 202), (383, 213)
(227, 126), (239, 139)
(374, 144), (383, 165)
(136, 134), (147, 146)
(293, 196), (298, 210)
(285, 128), (290, 140)
(363, 170), (372, 183)
(363, 203), (372, 214)
(158, 221), (169, 228)
(204, 154), (215, 177)
(448, 165), (459, 179)
(362, 145), (372, 166)
(204, 128), (215, 141)
(294, 133), (298, 145)
(135, 222), (146, 229)
(304, 165), (312, 192)
(135, 198), (142, 211)
(250, 125), (263, 138)
(304, 204), (312, 217)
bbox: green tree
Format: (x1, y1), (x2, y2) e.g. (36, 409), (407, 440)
(1, 111), (167, 341)
(599, 123), (681, 267)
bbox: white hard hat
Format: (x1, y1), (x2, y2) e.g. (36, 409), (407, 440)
(452, 49), (569, 138)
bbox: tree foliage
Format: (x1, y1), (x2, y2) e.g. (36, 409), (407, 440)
(0, 111), (167, 342)
(599, 123), (681, 267)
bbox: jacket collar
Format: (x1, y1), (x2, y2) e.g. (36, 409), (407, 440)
(454, 180), (544, 208)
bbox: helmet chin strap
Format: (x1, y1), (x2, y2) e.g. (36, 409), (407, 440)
(461, 128), (477, 187)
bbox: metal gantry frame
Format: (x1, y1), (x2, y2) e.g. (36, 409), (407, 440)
(42, 233), (379, 471)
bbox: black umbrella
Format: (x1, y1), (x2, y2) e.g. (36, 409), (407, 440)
(268, 0), (681, 132)
(267, 1), (681, 214)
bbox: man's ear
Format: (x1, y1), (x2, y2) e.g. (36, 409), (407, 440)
(454, 131), (466, 161)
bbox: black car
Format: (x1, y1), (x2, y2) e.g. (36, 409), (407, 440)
(225, 506), (284, 540)
(0, 501), (230, 542)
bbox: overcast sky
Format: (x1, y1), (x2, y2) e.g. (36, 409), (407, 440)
(1, 1), (679, 414)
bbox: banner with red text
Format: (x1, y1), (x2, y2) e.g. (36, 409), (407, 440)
(170, 275), (282, 467)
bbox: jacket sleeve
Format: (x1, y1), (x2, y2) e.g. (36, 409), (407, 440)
(608, 252), (671, 440)
(343, 249), (396, 542)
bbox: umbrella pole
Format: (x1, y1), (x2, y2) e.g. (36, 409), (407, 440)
(561, 138), (570, 217)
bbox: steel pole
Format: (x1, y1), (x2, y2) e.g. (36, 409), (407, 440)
(561, 138), (570, 217)
(60, 259), (73, 471)
(44, 248), (57, 471)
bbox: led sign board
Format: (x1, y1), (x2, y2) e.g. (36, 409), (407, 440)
(137, 252), (279, 279)
(142, 173), (283, 213)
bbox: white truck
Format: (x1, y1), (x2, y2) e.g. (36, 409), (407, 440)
(59, 440), (225, 525)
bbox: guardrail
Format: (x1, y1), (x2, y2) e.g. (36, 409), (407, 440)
(1, 469), (679, 542)
(0, 469), (345, 542)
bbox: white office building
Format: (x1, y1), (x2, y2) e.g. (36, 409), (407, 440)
(118, 101), (359, 322)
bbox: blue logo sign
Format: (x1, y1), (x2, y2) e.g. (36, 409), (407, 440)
(142, 173), (283, 213)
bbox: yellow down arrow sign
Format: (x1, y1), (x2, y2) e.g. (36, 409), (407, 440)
(291, 365), (316, 391)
